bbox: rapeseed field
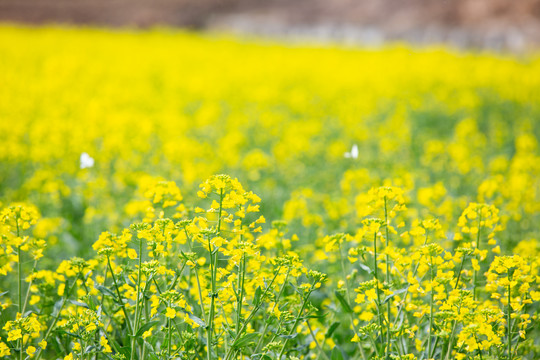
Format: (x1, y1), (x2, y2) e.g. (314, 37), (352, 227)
(1, 26), (540, 360)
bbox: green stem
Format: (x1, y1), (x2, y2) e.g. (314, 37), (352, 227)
(151, 278), (186, 347)
(98, 270), (109, 314)
(35, 278), (79, 360)
(18, 246), (22, 315)
(223, 268), (282, 360)
(184, 228), (208, 322)
(236, 242), (246, 336)
(373, 232), (384, 351)
(307, 320), (330, 360)
(16, 217), (23, 360)
(217, 188), (224, 233)
(205, 189), (224, 360)
(474, 335), (484, 360)
(427, 255), (434, 359)
(130, 238), (144, 360)
(454, 254), (467, 290)
(338, 242), (367, 359)
(276, 282), (316, 359)
(254, 269), (290, 353)
(206, 235), (217, 360)
(510, 307), (523, 360)
(106, 256), (133, 334)
(442, 254), (468, 360)
(141, 296), (150, 360)
(384, 196), (391, 360)
(168, 315), (172, 357)
(507, 282), (512, 360)
(16, 217), (21, 311)
(444, 298), (463, 360)
(95, 270), (109, 360)
(392, 236), (429, 330)
(473, 213), (482, 302)
(338, 242), (352, 307)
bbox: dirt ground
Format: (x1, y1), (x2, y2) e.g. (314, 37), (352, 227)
(1, 0), (539, 50)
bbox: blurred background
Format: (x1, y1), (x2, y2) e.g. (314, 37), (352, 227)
(1, 0), (540, 51)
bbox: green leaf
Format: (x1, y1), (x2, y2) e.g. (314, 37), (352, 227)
(358, 263), (373, 275)
(144, 340), (155, 354)
(87, 296), (96, 311)
(331, 346), (344, 360)
(188, 313), (206, 328)
(325, 322), (341, 338)
(118, 346), (131, 359)
(382, 287), (408, 305)
(124, 274), (136, 286)
(108, 336), (122, 354)
(69, 300), (89, 309)
(306, 313), (327, 320)
(56, 330), (82, 339)
(334, 290), (352, 313)
(95, 285), (117, 300)
(252, 355), (272, 360)
(252, 286), (262, 306)
(84, 270), (92, 281)
(232, 333), (259, 348)
(52, 299), (64, 317)
(288, 281), (300, 295)
(135, 320), (160, 338)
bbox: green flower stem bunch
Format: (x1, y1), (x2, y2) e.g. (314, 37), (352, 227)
(2, 178), (538, 360)
(325, 186), (539, 360)
(1, 176), (327, 360)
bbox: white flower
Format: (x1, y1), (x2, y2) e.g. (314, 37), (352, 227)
(80, 152), (95, 169)
(344, 144), (358, 159)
